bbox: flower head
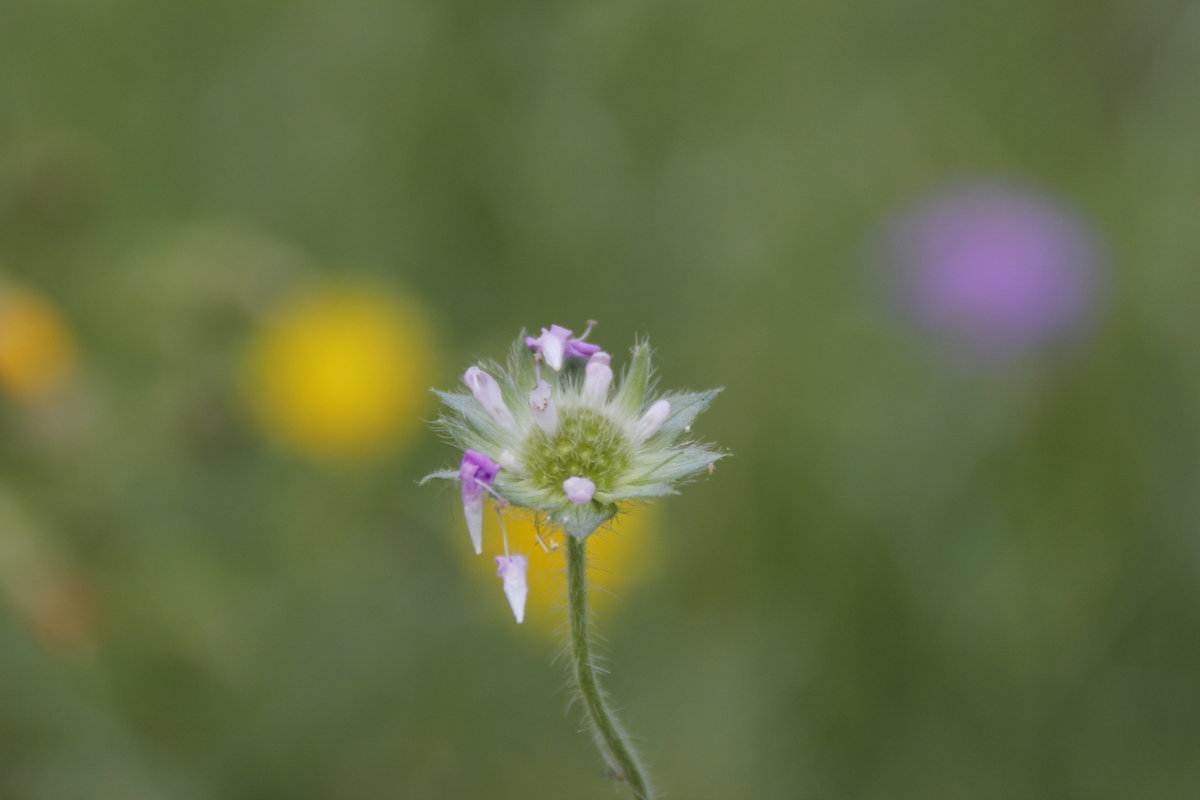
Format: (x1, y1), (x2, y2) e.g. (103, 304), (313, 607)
(423, 323), (723, 620)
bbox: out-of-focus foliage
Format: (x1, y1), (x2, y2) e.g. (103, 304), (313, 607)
(2, 1), (1199, 798)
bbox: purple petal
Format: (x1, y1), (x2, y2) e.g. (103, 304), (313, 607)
(460, 449), (501, 484)
(564, 339), (603, 359)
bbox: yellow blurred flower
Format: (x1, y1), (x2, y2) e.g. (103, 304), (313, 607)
(243, 285), (434, 461)
(466, 506), (659, 628)
(0, 284), (77, 405)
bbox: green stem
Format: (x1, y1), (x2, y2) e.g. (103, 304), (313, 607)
(565, 535), (654, 800)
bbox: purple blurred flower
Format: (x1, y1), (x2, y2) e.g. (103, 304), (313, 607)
(879, 180), (1105, 364)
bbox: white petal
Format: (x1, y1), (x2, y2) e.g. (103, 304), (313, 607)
(634, 399), (671, 441)
(582, 352), (613, 404)
(496, 555), (528, 623)
(542, 334), (565, 371)
(462, 487), (485, 554)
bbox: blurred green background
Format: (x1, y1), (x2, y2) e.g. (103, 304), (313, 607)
(3, 1), (1200, 798)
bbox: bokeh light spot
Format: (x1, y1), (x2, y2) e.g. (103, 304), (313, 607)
(243, 285), (433, 461)
(877, 179), (1105, 366)
(0, 284), (77, 405)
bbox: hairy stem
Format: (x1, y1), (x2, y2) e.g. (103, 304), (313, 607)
(565, 535), (654, 800)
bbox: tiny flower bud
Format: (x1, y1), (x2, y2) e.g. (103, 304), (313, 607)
(634, 399), (671, 441)
(498, 449), (526, 475)
(563, 476), (597, 504)
(582, 352), (613, 404)
(528, 378), (558, 433)
(495, 554), (528, 623)
(464, 366), (516, 430)
(459, 450), (501, 554)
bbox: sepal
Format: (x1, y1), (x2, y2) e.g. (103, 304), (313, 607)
(560, 501), (618, 540)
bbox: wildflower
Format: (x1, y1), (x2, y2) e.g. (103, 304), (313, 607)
(423, 322), (722, 799)
(877, 179), (1104, 365)
(423, 323), (723, 613)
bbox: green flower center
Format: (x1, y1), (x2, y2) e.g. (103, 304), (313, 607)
(523, 408), (631, 494)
